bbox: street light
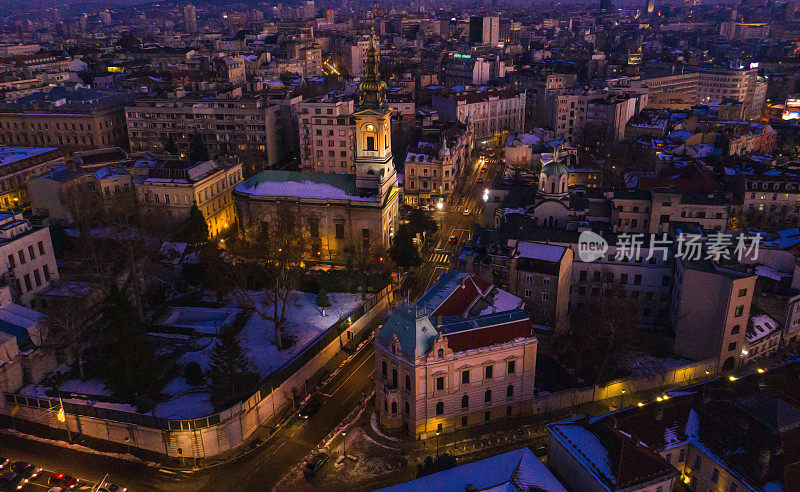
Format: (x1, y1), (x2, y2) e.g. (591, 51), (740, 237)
(620, 389), (626, 408)
(435, 429), (440, 456)
(342, 431), (347, 459)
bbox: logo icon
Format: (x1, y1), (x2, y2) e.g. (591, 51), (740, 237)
(578, 230), (608, 262)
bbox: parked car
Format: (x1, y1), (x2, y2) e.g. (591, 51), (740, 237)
(0, 471), (27, 490)
(476, 177), (483, 183)
(298, 400), (321, 419)
(462, 208), (470, 216)
(0, 458), (8, 470)
(48, 473), (79, 488)
(533, 445), (548, 457)
(98, 482), (127, 492)
(10, 462), (40, 480)
(303, 452), (328, 477)
(448, 234), (457, 244)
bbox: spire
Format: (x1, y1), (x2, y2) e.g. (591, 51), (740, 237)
(357, 27), (387, 111)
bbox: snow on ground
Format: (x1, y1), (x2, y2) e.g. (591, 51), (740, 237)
(152, 377), (213, 419)
(159, 306), (241, 334)
(370, 412), (401, 442)
(239, 291), (363, 377)
(59, 379), (111, 396)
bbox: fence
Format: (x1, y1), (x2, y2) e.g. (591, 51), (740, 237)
(2, 285), (393, 459)
(531, 357), (719, 415)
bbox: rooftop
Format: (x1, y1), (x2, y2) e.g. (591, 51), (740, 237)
(234, 170), (378, 203)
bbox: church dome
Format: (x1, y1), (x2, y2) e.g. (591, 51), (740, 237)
(540, 160), (569, 178)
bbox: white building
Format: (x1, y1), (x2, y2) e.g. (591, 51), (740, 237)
(0, 212), (59, 307)
(433, 87), (526, 141)
(298, 92), (356, 173)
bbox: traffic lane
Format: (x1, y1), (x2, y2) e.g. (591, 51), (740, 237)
(0, 431), (151, 491)
(215, 343), (376, 491)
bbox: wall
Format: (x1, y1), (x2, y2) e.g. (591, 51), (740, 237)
(1, 287), (392, 459)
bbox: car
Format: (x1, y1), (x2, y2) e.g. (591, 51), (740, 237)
(476, 177), (483, 183)
(533, 445), (548, 457)
(462, 209), (470, 216)
(448, 234), (457, 244)
(48, 473), (79, 488)
(98, 482), (127, 492)
(10, 462), (40, 480)
(480, 167), (486, 173)
(303, 452), (329, 477)
(0, 471), (27, 491)
(298, 399), (321, 419)
(0, 458), (8, 470)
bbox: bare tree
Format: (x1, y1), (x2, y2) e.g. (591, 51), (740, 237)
(41, 290), (101, 380)
(343, 238), (389, 300)
(232, 203), (311, 349)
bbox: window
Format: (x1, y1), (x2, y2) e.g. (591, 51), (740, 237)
(507, 360), (515, 374)
(679, 448), (686, 462)
(731, 325), (740, 335)
(437, 348), (444, 358)
(461, 395), (469, 408)
(37, 241), (44, 255)
(335, 222), (345, 239)
(694, 455), (702, 470)
(24, 274), (31, 292)
(485, 411), (490, 422)
(485, 365), (493, 379)
(738, 288), (747, 297)
(309, 219), (319, 238)
(381, 361), (386, 376)
(461, 370), (470, 384)
(7, 254), (14, 269)
(391, 402), (397, 414)
(405, 375), (411, 390)
(43, 264), (50, 281)
(507, 385), (514, 398)
(436, 377), (444, 391)
(711, 468), (719, 483)
(485, 390), (492, 403)
(728, 342), (737, 352)
(33, 270), (41, 287)
(405, 402), (410, 414)
(366, 136), (375, 151)
(435, 401), (444, 415)
(735, 305), (744, 317)
(634, 275), (642, 285)
(541, 292), (549, 302)
(392, 369), (397, 387)
(28, 245), (35, 259)
(461, 416), (468, 426)
(18, 250), (25, 264)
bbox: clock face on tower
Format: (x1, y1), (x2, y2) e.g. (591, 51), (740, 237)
(366, 123), (375, 132)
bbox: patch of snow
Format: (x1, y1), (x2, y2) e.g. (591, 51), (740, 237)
(685, 408), (699, 439)
(370, 412), (401, 442)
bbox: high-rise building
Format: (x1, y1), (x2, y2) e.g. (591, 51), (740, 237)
(599, 0), (614, 14)
(469, 16), (500, 47)
(183, 4), (197, 33)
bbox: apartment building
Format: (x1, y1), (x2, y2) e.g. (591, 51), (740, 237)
(455, 240), (572, 335)
(612, 187), (729, 234)
(553, 88), (646, 146)
(719, 21), (770, 41)
(695, 67), (757, 120)
(741, 165), (800, 225)
(0, 212), (59, 307)
(469, 16), (500, 47)
(374, 272), (537, 438)
(125, 87), (278, 172)
(510, 68), (577, 127)
(0, 87), (131, 155)
(298, 92), (355, 173)
(433, 87), (525, 140)
(403, 122), (472, 207)
(672, 258), (757, 371)
(135, 158), (243, 238)
(300, 44), (323, 78)
(0, 147), (65, 209)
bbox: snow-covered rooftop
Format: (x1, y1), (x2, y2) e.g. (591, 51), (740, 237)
(515, 241), (566, 262)
(235, 170), (378, 202)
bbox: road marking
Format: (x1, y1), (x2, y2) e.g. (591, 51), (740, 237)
(329, 349), (372, 396)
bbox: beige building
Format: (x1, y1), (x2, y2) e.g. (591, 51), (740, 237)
(0, 147), (65, 209)
(0, 87), (131, 155)
(125, 87), (278, 172)
(672, 258), (757, 371)
(300, 44), (323, 79)
(403, 122), (473, 207)
(0, 212), (59, 307)
(298, 92), (355, 173)
(741, 166), (800, 226)
(374, 272), (537, 438)
(612, 187), (729, 235)
(135, 158), (243, 238)
(433, 87), (525, 141)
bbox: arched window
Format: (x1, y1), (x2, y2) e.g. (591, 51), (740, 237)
(437, 348), (444, 358)
(561, 181), (565, 193)
(367, 135), (376, 151)
(507, 385), (514, 398)
(436, 401), (444, 415)
(551, 181), (556, 193)
(391, 402), (397, 414)
(381, 361), (386, 376)
(392, 369), (398, 388)
(405, 375), (411, 390)
(461, 395), (469, 408)
(485, 390), (492, 403)
(731, 324), (740, 335)
(405, 402), (410, 414)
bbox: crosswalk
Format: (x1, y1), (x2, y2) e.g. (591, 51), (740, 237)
(429, 252), (451, 264)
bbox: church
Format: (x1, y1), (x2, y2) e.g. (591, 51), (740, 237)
(527, 147), (587, 229)
(232, 33), (400, 261)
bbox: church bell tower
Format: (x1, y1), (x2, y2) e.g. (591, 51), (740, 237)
(353, 29), (397, 197)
